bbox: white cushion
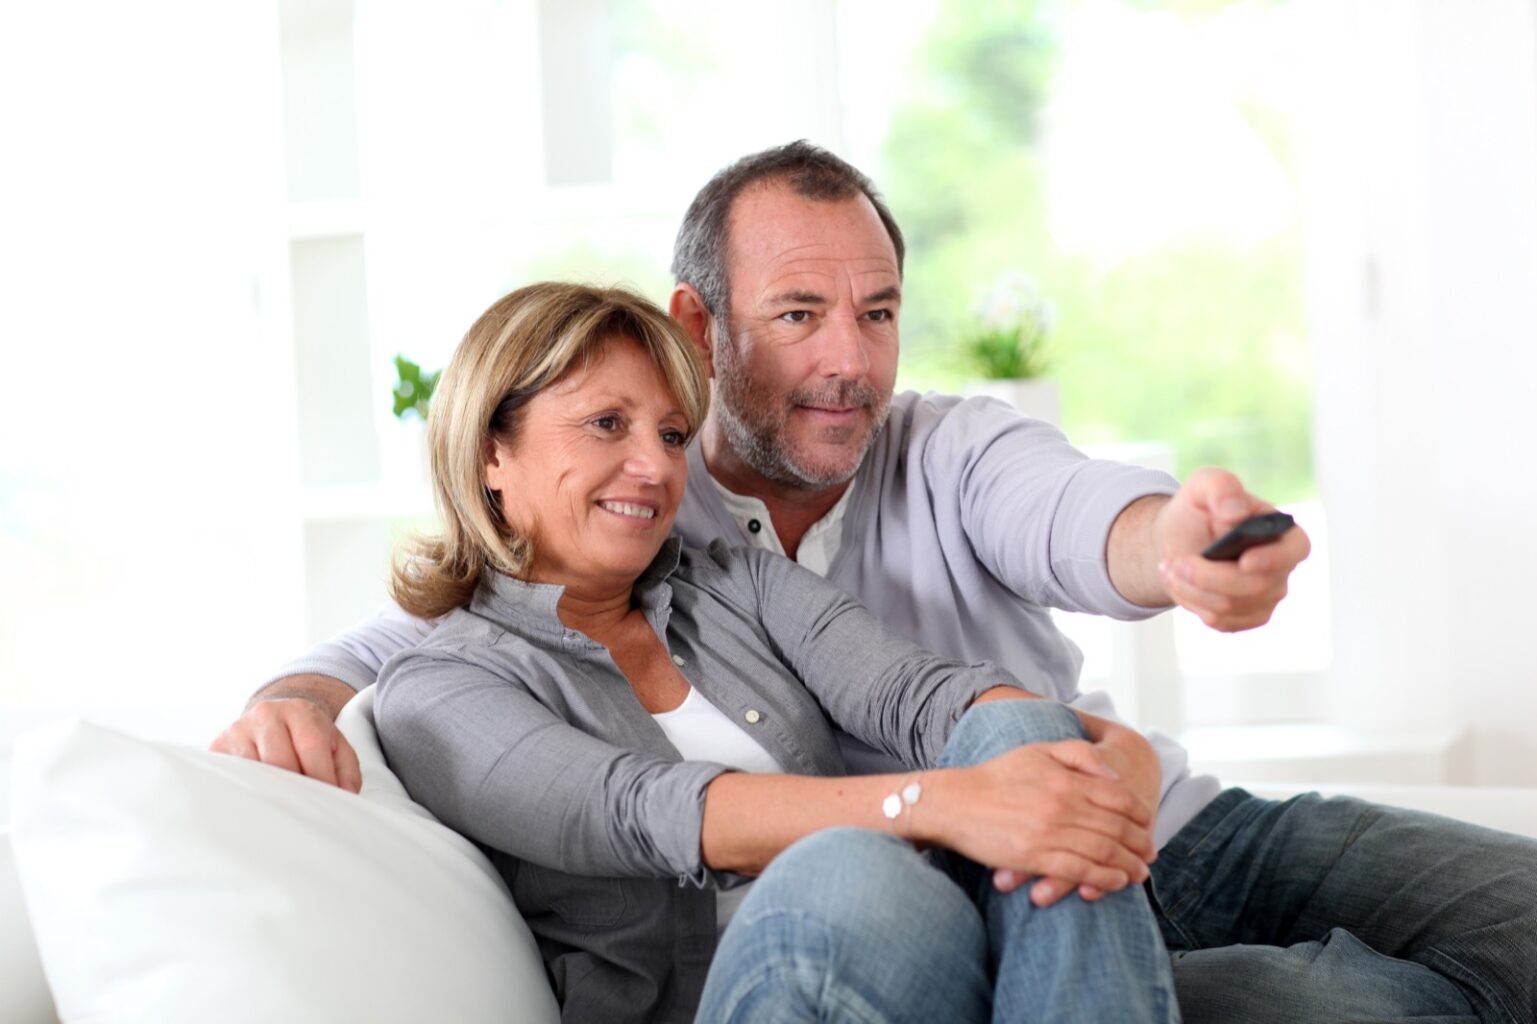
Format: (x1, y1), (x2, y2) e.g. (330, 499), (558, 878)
(0, 828), (57, 1024)
(8, 687), (559, 1024)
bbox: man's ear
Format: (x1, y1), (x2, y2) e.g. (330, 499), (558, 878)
(669, 284), (716, 378)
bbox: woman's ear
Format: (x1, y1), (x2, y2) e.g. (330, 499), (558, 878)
(668, 284), (715, 377)
(482, 437), (511, 493)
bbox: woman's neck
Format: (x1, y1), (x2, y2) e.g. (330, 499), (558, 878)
(553, 582), (636, 637)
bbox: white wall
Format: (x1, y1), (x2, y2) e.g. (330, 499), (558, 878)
(0, 4), (307, 733)
(1304, 0), (1537, 784)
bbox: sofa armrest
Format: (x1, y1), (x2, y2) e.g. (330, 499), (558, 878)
(1238, 782), (1537, 840)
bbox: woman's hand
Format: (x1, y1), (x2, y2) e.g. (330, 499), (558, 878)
(914, 740), (1157, 904)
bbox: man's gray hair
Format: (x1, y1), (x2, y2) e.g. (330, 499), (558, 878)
(670, 140), (907, 317)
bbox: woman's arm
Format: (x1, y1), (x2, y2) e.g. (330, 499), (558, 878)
(971, 686), (1161, 819)
(700, 731), (1156, 894)
(376, 646), (733, 883)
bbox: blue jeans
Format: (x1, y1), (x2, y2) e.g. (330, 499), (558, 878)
(696, 701), (1179, 1023)
(1152, 787), (1537, 1023)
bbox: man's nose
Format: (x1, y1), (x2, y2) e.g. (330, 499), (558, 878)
(818, 313), (870, 379)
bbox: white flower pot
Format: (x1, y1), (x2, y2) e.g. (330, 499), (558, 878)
(965, 378), (1061, 425)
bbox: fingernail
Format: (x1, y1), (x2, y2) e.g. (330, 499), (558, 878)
(1219, 497), (1248, 517)
(1157, 560), (1169, 575)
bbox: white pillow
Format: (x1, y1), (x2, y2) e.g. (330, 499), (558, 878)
(9, 687), (559, 1024)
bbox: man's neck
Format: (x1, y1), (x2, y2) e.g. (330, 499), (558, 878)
(698, 421), (851, 559)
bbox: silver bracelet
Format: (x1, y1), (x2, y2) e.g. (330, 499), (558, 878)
(881, 774), (923, 837)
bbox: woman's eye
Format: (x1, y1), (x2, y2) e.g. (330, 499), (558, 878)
(593, 415), (621, 431)
(660, 429), (687, 448)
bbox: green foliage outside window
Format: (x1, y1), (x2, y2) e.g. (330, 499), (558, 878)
(882, 0), (1314, 502)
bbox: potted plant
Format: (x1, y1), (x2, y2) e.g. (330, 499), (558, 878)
(963, 270), (1060, 424)
(385, 355), (440, 486)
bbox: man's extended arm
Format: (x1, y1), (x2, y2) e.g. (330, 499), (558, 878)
(1107, 467), (1311, 631)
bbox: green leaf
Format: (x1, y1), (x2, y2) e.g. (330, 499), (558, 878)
(391, 354), (441, 422)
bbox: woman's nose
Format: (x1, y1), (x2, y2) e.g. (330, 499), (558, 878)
(623, 436), (673, 484)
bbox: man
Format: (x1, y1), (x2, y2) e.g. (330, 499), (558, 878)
(217, 142), (1534, 1022)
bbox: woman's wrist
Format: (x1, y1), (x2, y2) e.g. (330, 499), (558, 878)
(900, 767), (962, 847)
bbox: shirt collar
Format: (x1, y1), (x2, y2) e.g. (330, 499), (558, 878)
(470, 537), (683, 636)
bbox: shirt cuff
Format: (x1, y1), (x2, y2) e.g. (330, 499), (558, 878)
(1052, 462), (1179, 620)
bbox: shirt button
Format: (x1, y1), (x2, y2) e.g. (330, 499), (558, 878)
(747, 519), (762, 534)
(744, 709), (762, 725)
(672, 655), (685, 667)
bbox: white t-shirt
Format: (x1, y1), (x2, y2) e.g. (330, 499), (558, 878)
(708, 478), (853, 576)
(652, 686), (784, 935)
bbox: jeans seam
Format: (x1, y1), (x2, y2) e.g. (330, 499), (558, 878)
(1420, 945), (1521, 1024)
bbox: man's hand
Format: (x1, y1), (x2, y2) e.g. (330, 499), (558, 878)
(1110, 467), (1310, 631)
(210, 674), (362, 793)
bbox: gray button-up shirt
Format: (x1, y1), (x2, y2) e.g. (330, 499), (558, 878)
(375, 538), (1017, 1024)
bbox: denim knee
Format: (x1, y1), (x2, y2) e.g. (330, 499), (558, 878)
(700, 828), (990, 1023)
(742, 827), (981, 945)
(940, 698), (1086, 770)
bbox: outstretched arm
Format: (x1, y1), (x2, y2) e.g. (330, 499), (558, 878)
(1107, 467), (1310, 630)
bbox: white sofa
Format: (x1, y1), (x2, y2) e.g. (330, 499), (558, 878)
(5, 692), (1536, 1024)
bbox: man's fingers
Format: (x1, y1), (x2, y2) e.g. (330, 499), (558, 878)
(292, 721), (340, 788)
(209, 698), (362, 792)
(210, 728), (257, 761)
(333, 731), (364, 794)
(252, 717), (302, 775)
(1165, 556), (1275, 598)
(1162, 555), (1292, 632)
(1237, 522), (1311, 574)
(1185, 467), (1258, 525)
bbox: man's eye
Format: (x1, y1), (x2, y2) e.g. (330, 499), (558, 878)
(779, 310), (812, 324)
(865, 309), (893, 323)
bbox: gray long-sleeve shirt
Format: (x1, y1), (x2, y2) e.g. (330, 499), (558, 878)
(284, 392), (1220, 846)
(374, 538), (1011, 1024)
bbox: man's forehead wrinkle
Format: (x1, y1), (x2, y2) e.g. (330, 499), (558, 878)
(764, 288), (829, 306)
(755, 257), (899, 297)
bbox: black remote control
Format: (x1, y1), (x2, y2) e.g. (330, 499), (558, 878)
(1201, 512), (1295, 561)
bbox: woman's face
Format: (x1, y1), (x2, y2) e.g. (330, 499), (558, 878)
(484, 336), (690, 592)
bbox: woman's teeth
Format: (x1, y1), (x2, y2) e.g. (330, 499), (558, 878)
(599, 501), (655, 520)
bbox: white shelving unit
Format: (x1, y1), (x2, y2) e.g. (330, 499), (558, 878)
(278, 0), (430, 644)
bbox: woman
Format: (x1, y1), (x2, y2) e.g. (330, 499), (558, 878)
(374, 282), (1178, 1024)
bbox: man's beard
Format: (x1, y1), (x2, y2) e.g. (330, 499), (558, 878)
(712, 324), (891, 491)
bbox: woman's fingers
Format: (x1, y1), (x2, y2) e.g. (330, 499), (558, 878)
(950, 746), (1157, 891)
(1041, 741), (1154, 829)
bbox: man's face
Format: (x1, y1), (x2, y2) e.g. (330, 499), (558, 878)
(711, 183), (901, 490)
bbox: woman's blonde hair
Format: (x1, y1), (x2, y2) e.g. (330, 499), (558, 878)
(390, 282), (710, 620)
